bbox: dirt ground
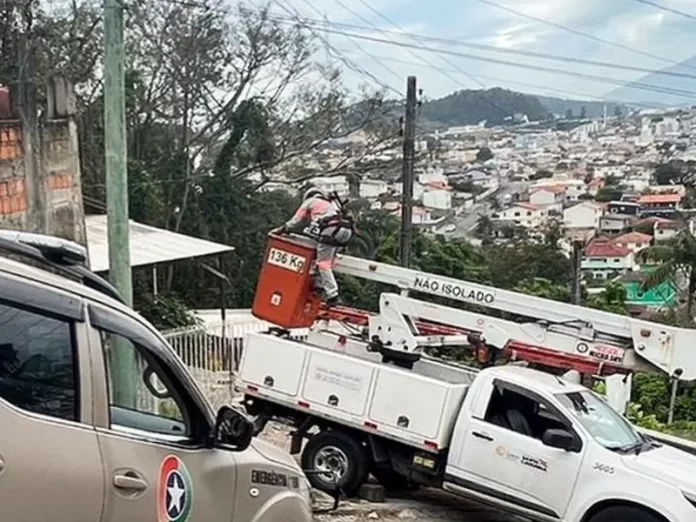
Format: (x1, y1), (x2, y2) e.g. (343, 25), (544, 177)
(258, 421), (524, 522)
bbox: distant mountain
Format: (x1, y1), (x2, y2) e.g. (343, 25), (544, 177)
(418, 87), (630, 128)
(606, 55), (696, 108)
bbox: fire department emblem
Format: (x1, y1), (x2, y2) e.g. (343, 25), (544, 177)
(157, 455), (194, 522)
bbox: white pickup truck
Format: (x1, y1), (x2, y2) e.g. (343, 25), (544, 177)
(238, 329), (696, 522)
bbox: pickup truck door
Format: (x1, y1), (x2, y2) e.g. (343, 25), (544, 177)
(448, 380), (584, 520)
(87, 304), (237, 522)
(0, 283), (104, 522)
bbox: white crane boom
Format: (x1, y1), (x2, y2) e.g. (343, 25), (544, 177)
(330, 254), (693, 380)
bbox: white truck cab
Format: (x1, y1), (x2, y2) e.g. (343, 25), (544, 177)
(446, 366), (696, 522)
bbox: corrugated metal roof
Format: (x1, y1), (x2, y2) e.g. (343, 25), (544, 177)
(85, 214), (234, 273)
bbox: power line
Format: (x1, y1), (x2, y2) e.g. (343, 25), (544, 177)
(473, 0), (696, 71)
(628, 0), (696, 21)
(283, 26), (696, 99)
(260, 0), (404, 98)
(292, 0), (403, 86)
(267, 14), (696, 81)
(340, 0), (523, 118)
(334, 48), (660, 108)
(324, 0), (519, 118)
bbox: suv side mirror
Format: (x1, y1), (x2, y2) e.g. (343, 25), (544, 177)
(213, 405), (254, 452)
(542, 428), (581, 452)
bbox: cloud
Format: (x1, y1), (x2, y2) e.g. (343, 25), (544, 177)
(262, 0), (696, 102)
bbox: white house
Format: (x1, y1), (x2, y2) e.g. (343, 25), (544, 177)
(359, 179), (389, 199)
(563, 201), (603, 230)
(312, 176), (350, 197)
(582, 238), (636, 280)
(654, 220), (679, 241)
(613, 232), (652, 254)
(417, 166), (446, 185)
(529, 186), (566, 208)
(492, 203), (549, 228)
(422, 182), (453, 210)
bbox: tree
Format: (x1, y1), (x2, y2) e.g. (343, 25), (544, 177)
(565, 108), (573, 120)
(614, 106), (622, 119)
(580, 106), (587, 119)
(639, 229), (696, 319)
(476, 146), (493, 162)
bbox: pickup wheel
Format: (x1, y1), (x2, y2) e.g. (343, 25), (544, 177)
(589, 506), (662, 522)
(301, 431), (368, 497)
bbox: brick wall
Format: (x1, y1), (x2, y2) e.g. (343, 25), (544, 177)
(0, 119), (86, 244)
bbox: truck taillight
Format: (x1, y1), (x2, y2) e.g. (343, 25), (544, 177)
(298, 400), (310, 409)
(364, 421), (378, 430)
(424, 440), (438, 451)
(247, 385), (259, 392)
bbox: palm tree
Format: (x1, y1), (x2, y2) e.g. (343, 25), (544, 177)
(475, 214), (494, 239)
(638, 229), (696, 318)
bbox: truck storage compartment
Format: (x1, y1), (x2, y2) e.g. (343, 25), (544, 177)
(368, 370), (459, 440)
(239, 334), (308, 397)
(301, 351), (376, 416)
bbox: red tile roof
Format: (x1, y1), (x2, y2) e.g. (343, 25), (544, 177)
(613, 232), (652, 244)
(638, 193), (682, 204)
(584, 239), (631, 258)
(532, 185), (566, 194)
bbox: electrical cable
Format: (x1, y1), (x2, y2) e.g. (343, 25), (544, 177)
(473, 0), (696, 71)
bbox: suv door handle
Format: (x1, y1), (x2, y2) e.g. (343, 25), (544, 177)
(113, 473), (148, 491)
(472, 431), (494, 442)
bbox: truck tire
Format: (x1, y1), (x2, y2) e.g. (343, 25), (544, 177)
(301, 431), (368, 497)
(589, 506), (663, 522)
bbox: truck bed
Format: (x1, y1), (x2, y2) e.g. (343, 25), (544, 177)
(238, 331), (476, 452)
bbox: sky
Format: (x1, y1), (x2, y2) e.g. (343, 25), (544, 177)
(262, 0), (696, 104)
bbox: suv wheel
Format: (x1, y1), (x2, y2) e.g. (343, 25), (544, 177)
(590, 506), (663, 522)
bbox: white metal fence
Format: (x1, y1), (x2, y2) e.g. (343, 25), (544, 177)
(162, 318), (308, 409)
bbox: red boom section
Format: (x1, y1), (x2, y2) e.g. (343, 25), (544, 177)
(320, 305), (630, 377)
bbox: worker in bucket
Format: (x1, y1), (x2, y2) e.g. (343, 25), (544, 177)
(271, 187), (355, 307)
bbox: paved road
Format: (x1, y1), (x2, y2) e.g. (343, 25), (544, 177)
(449, 178), (529, 241)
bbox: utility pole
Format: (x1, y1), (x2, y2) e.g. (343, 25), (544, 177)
(571, 239), (583, 305)
(399, 76), (417, 268)
(104, 0), (136, 406)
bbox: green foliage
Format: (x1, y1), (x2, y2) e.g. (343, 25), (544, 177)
(420, 87), (549, 127)
(476, 147), (494, 162)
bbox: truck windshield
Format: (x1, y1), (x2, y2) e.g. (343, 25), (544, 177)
(556, 390), (642, 451)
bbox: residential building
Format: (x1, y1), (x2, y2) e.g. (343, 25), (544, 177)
(638, 193), (682, 216)
(582, 238), (636, 280)
(654, 220), (680, 242)
(529, 186), (566, 207)
(422, 181), (453, 210)
(607, 201), (640, 216)
(563, 201), (603, 230)
(491, 203), (549, 228)
(613, 232), (652, 253)
(359, 179), (389, 199)
(312, 176), (349, 197)
(599, 214), (634, 235)
(587, 177), (605, 197)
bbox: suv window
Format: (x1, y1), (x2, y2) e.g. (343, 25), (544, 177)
(0, 301), (77, 421)
(100, 331), (190, 440)
(484, 385), (566, 440)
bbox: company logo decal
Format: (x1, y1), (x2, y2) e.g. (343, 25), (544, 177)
(158, 455), (194, 522)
